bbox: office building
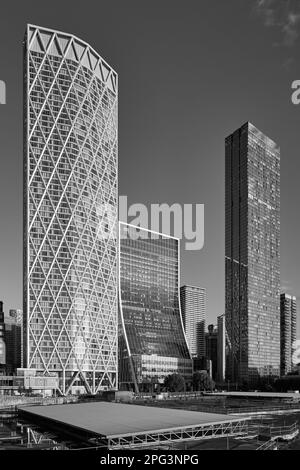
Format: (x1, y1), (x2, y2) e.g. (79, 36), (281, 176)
(9, 309), (23, 324)
(280, 294), (297, 376)
(225, 122), (280, 385)
(119, 223), (192, 392)
(0, 301), (6, 368)
(9, 309), (23, 369)
(180, 285), (206, 358)
(217, 313), (226, 383)
(205, 324), (218, 380)
(5, 311), (23, 374)
(23, 25), (118, 394)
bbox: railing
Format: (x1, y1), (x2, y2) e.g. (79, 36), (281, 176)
(136, 391), (208, 400)
(249, 422), (299, 442)
(134, 398), (300, 415)
(269, 422), (299, 439)
(248, 422), (299, 450)
(256, 439), (278, 450)
(225, 403), (300, 415)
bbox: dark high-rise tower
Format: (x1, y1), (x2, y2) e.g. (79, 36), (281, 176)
(225, 122), (280, 385)
(0, 301), (6, 366)
(205, 324), (218, 380)
(217, 314), (226, 383)
(4, 310), (23, 374)
(280, 294), (297, 376)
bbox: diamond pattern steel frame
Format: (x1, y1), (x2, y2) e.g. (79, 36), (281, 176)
(23, 25), (118, 395)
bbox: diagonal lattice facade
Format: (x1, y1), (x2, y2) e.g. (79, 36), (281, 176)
(23, 25), (118, 395)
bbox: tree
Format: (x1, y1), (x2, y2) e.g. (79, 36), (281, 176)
(258, 375), (276, 392)
(192, 370), (215, 391)
(240, 381), (249, 392)
(263, 384), (274, 392)
(164, 373), (185, 392)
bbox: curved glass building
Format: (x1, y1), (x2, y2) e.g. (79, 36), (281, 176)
(23, 25), (118, 394)
(119, 222), (192, 392)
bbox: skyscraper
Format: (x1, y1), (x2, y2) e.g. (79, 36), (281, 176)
(9, 310), (23, 369)
(4, 310), (23, 374)
(217, 314), (226, 383)
(280, 294), (297, 376)
(4, 320), (22, 374)
(0, 302), (6, 368)
(205, 324), (218, 380)
(225, 122), (280, 385)
(23, 25), (118, 394)
(180, 285), (206, 358)
(119, 223), (192, 392)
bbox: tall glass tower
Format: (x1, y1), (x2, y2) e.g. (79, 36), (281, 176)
(23, 25), (118, 395)
(119, 223), (192, 392)
(0, 302), (6, 367)
(225, 122), (280, 385)
(180, 285), (206, 358)
(280, 293), (297, 376)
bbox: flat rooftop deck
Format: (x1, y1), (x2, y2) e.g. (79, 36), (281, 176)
(19, 402), (248, 439)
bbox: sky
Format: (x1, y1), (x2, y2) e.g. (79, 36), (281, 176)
(0, 0), (300, 332)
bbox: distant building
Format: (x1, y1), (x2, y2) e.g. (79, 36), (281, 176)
(217, 314), (226, 383)
(9, 310), (23, 369)
(180, 285), (206, 358)
(5, 311), (23, 374)
(192, 356), (212, 378)
(9, 309), (23, 324)
(0, 302), (6, 368)
(0, 369), (58, 395)
(225, 122), (280, 385)
(280, 294), (297, 376)
(119, 222), (192, 392)
(205, 324), (218, 380)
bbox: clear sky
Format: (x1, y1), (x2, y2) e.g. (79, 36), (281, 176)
(0, 0), (299, 332)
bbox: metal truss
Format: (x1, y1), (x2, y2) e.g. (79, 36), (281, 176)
(107, 419), (249, 449)
(24, 24), (118, 394)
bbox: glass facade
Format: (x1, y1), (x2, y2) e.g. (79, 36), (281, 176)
(225, 122), (280, 385)
(4, 320), (22, 374)
(205, 324), (218, 380)
(280, 294), (297, 376)
(119, 223), (192, 392)
(180, 285), (206, 358)
(23, 25), (118, 394)
(217, 314), (226, 383)
(0, 302), (6, 366)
